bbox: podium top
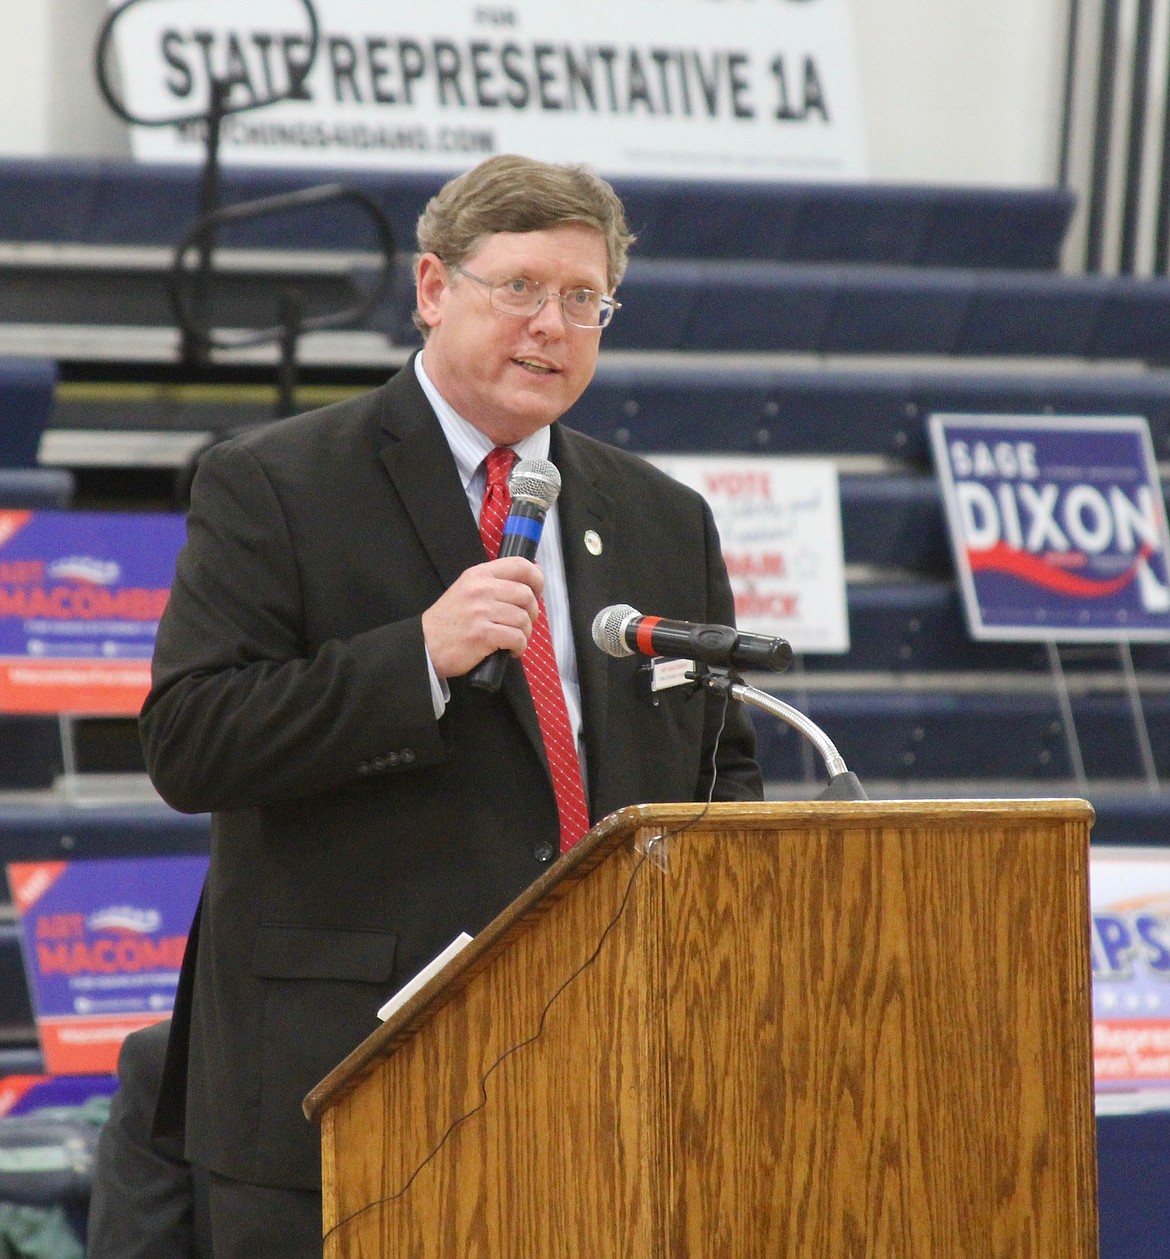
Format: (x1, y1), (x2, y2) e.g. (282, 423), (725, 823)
(303, 796), (1093, 1122)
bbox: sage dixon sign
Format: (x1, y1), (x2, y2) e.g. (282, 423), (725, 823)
(929, 415), (1170, 642)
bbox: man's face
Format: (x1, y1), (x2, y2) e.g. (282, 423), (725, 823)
(416, 223), (610, 445)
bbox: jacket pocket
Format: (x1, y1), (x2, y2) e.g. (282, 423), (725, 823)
(250, 923), (398, 984)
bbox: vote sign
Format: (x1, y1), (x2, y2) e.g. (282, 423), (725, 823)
(928, 415), (1170, 641)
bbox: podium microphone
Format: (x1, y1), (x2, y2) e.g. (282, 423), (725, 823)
(591, 604), (866, 800)
(468, 458), (561, 694)
(591, 604), (793, 674)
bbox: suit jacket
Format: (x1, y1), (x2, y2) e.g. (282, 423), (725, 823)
(140, 359), (761, 1190)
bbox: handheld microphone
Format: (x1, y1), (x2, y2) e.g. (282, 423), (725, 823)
(468, 458), (561, 694)
(591, 603), (793, 674)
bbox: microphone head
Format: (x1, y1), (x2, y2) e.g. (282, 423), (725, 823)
(591, 604), (639, 657)
(508, 458), (561, 510)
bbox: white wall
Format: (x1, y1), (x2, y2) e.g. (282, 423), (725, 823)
(850, 0), (1070, 186)
(0, 0), (129, 159)
(0, 0), (1070, 186)
(0, 0), (53, 155)
(47, 0), (132, 156)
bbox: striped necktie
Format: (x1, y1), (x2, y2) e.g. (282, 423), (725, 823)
(479, 446), (590, 852)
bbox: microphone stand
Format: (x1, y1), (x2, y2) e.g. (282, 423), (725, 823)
(695, 667), (869, 801)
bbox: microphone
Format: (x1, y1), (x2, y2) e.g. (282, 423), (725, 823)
(591, 604), (793, 674)
(468, 457), (562, 693)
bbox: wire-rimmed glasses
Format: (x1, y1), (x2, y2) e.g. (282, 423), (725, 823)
(453, 267), (620, 329)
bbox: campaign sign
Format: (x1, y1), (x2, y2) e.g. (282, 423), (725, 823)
(928, 415), (1170, 641)
(6, 857), (207, 1074)
(1092, 848), (1170, 1094)
(0, 510), (184, 714)
(650, 455), (849, 654)
(0, 1074), (119, 1118)
(108, 0), (867, 181)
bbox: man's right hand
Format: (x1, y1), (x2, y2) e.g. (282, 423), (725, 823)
(421, 557), (544, 680)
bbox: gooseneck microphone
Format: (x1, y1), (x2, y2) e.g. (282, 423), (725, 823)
(591, 604), (793, 673)
(468, 458), (562, 694)
(591, 603), (864, 798)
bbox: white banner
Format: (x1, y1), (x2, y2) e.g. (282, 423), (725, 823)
(1091, 847), (1170, 1101)
(650, 455), (849, 654)
(107, 0), (867, 180)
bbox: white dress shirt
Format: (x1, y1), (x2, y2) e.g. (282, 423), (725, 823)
(414, 354), (585, 755)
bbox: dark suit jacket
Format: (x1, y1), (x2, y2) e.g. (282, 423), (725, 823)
(139, 359), (761, 1190)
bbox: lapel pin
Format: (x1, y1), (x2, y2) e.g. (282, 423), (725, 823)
(584, 530), (603, 555)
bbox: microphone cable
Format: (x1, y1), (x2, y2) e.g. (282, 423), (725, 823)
(322, 685), (733, 1245)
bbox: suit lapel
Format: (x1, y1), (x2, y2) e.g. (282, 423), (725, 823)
(551, 426), (617, 814)
(375, 366), (485, 588)
(376, 363), (547, 764)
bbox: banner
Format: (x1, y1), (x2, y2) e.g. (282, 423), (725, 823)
(7, 856), (207, 1074)
(651, 455), (849, 653)
(1092, 848), (1170, 1096)
(0, 510), (184, 714)
(928, 415), (1170, 641)
(107, 0), (867, 180)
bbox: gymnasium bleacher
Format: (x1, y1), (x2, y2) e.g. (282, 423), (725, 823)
(2, 157), (1170, 1251)
(4, 160), (1170, 808)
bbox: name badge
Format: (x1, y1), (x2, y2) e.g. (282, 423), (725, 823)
(647, 657), (695, 692)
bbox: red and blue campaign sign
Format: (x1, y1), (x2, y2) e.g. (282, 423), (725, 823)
(1092, 849), (1170, 1094)
(929, 415), (1170, 641)
(0, 509), (184, 714)
(6, 856), (207, 1074)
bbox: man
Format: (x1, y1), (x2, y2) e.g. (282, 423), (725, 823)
(86, 1019), (212, 1259)
(140, 153), (762, 1258)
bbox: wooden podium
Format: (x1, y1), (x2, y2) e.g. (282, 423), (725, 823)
(304, 799), (1099, 1257)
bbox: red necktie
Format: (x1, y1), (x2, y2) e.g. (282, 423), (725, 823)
(479, 447), (591, 853)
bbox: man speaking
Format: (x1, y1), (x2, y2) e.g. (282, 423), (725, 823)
(140, 153), (762, 1257)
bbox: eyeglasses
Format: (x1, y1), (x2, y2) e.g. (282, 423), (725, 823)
(453, 266), (620, 329)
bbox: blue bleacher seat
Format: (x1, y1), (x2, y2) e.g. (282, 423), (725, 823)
(754, 688), (1170, 785)
(584, 262), (1170, 359)
(0, 804), (209, 874)
(565, 362), (1170, 464)
(1090, 792), (1170, 844)
(0, 159), (1074, 267)
(0, 360), (57, 468)
(798, 580), (1170, 675)
(838, 475), (950, 572)
(0, 468), (74, 509)
(0, 919), (33, 1041)
(0, 720), (63, 792)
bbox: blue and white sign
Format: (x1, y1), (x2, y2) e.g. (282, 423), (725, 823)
(1091, 847), (1170, 1095)
(7, 856), (207, 1074)
(928, 414), (1170, 641)
(0, 510), (184, 714)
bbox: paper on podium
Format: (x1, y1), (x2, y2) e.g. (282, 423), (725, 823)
(377, 932), (474, 1022)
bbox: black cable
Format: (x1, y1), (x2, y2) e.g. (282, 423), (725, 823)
(322, 686), (733, 1245)
(94, 0), (320, 128)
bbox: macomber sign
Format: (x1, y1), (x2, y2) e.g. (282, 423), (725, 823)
(108, 0), (867, 180)
(7, 856), (208, 1074)
(0, 510), (184, 715)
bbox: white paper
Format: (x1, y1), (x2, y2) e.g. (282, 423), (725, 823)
(376, 931), (473, 1022)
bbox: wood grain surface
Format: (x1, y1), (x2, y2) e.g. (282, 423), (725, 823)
(312, 800), (1097, 1258)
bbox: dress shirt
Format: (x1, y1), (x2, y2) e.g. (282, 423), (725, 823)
(414, 353), (585, 755)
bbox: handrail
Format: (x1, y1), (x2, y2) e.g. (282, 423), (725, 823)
(167, 183), (397, 352)
(94, 0), (320, 129)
